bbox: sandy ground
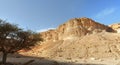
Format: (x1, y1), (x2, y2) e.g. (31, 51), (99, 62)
(0, 54), (120, 65)
(4, 57), (120, 65)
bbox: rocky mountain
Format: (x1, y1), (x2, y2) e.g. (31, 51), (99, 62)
(20, 17), (120, 60)
(40, 17), (114, 41)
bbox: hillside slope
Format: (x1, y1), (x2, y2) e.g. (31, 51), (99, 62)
(20, 17), (120, 60)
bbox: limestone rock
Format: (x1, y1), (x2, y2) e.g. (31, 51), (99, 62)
(109, 23), (120, 33)
(40, 29), (58, 41)
(21, 17), (120, 60)
(40, 17), (114, 41)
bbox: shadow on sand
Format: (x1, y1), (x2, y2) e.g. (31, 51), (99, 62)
(0, 53), (105, 65)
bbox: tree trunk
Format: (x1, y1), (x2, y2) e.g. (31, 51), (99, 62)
(2, 52), (8, 65)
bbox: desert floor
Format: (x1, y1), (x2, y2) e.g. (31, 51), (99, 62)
(0, 53), (120, 65)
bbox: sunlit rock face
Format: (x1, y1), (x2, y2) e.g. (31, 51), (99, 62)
(109, 23), (120, 33)
(40, 17), (114, 41)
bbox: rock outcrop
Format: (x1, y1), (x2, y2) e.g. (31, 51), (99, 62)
(40, 17), (114, 41)
(109, 23), (120, 33)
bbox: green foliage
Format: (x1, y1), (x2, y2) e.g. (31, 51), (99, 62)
(0, 19), (42, 53)
(0, 19), (42, 64)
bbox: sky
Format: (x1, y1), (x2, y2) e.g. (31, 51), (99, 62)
(0, 0), (120, 32)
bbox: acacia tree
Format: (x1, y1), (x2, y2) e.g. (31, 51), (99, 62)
(0, 20), (42, 65)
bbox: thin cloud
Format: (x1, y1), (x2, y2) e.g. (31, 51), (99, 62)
(95, 8), (116, 19)
(36, 28), (55, 32)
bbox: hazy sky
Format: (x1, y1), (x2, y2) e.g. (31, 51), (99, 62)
(0, 0), (120, 32)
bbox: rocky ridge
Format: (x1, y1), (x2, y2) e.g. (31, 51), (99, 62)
(40, 17), (114, 41)
(20, 17), (120, 60)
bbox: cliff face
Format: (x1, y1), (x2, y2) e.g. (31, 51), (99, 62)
(40, 17), (114, 41)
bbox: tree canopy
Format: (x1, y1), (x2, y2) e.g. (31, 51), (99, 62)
(0, 19), (42, 65)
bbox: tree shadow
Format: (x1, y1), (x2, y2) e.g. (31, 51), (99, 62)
(0, 53), (105, 65)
